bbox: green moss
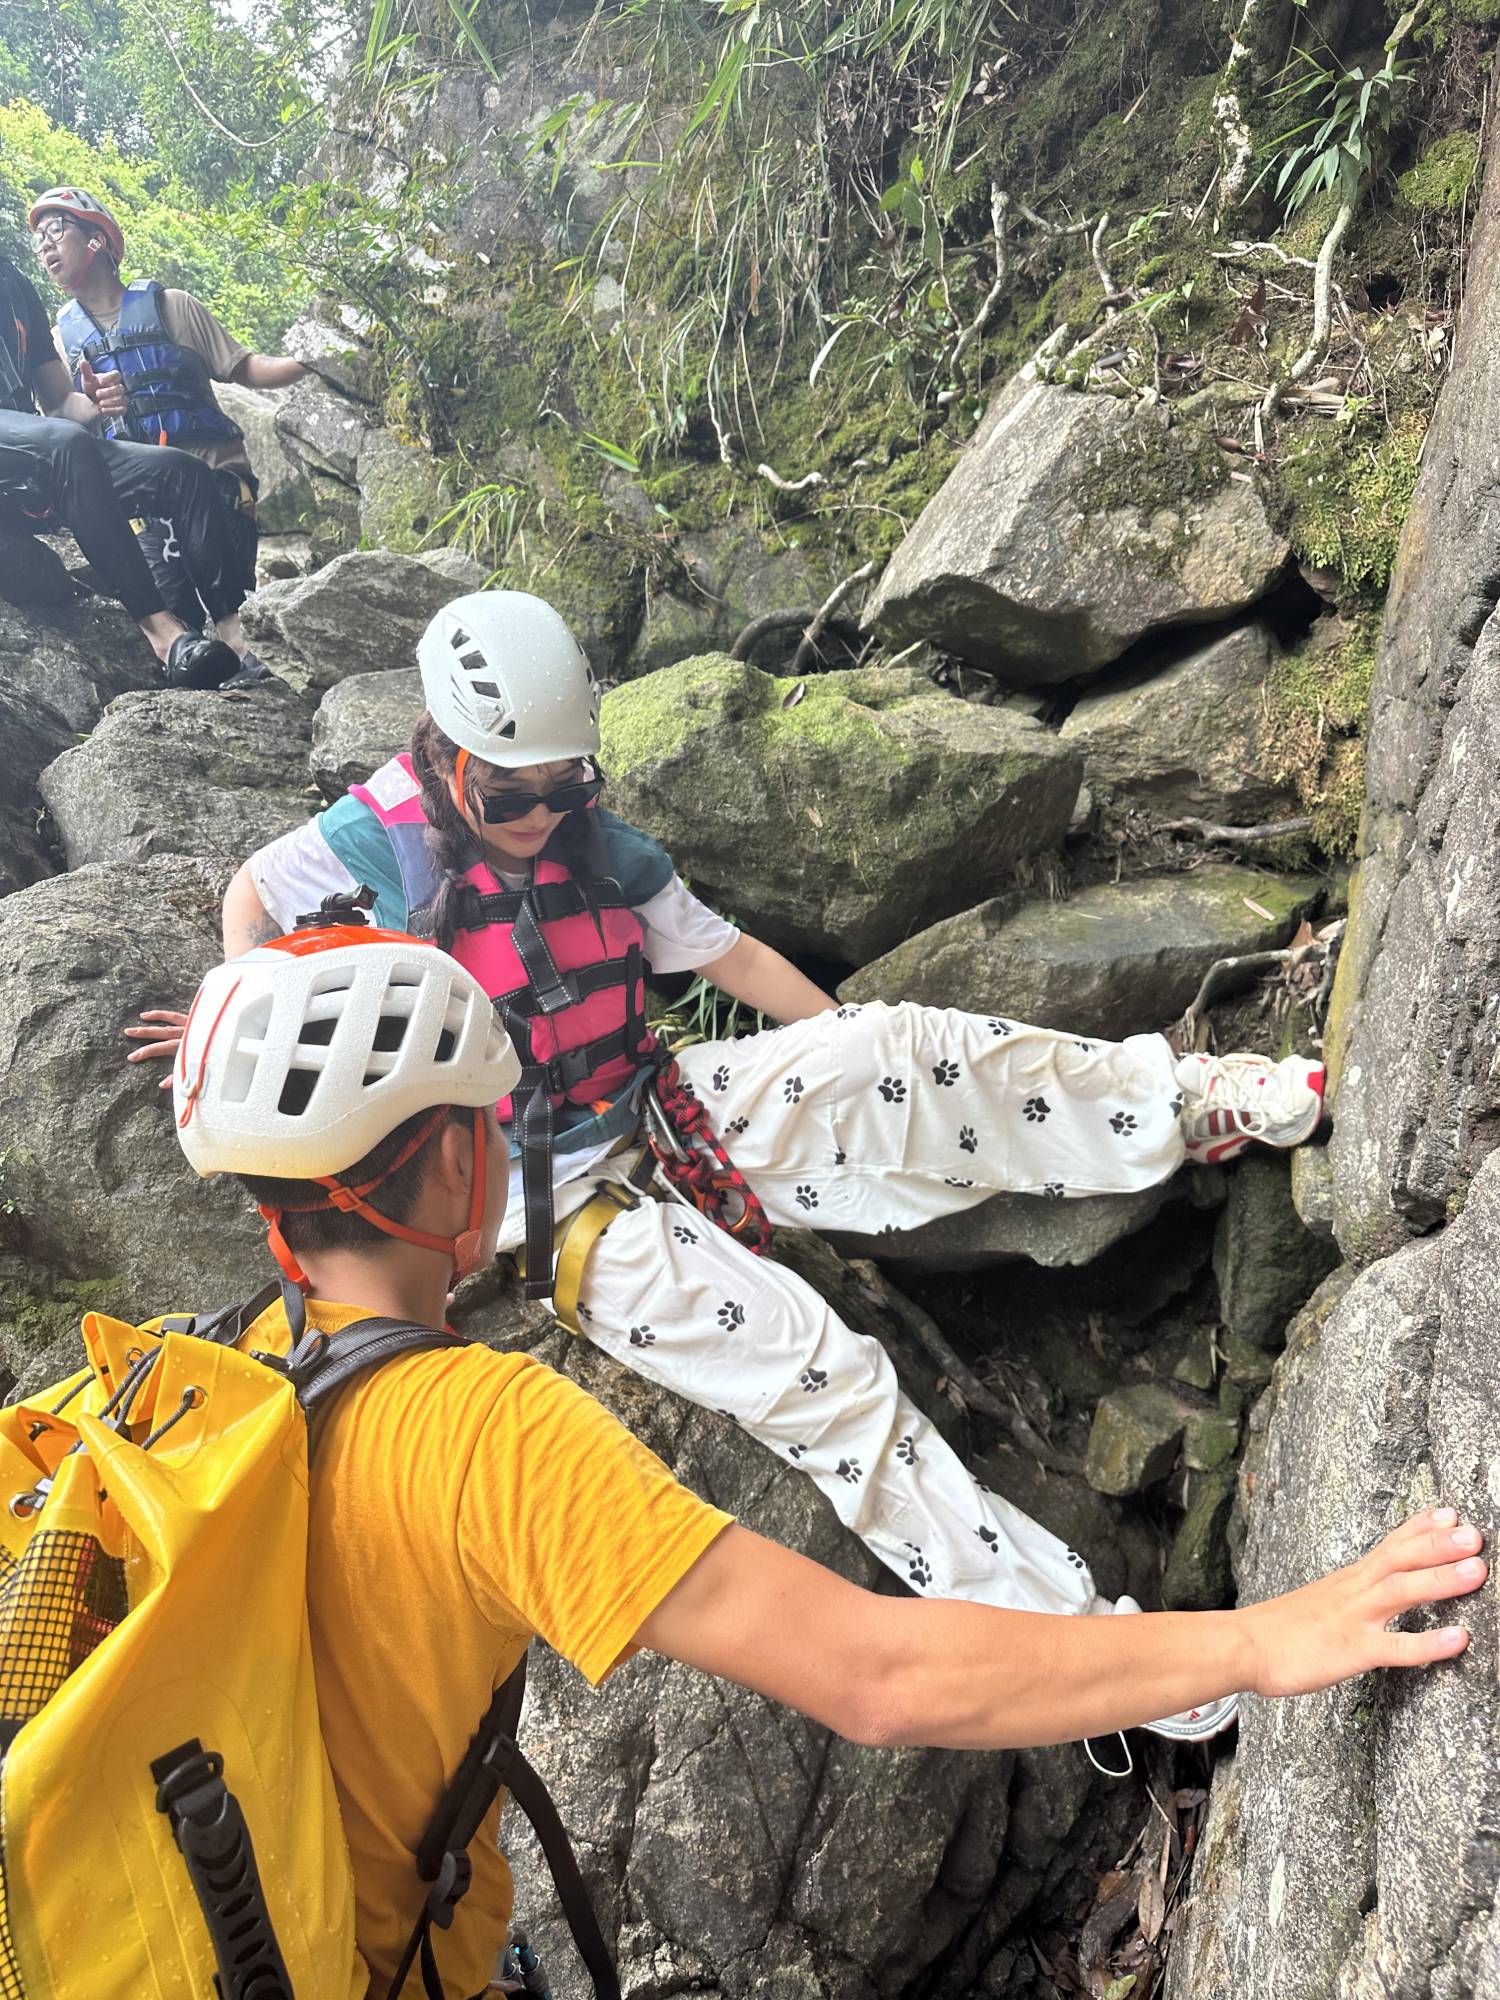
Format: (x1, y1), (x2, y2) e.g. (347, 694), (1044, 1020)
(1398, 132), (1481, 212)
(1259, 614), (1380, 857)
(1276, 411), (1425, 599)
(599, 652), (742, 770)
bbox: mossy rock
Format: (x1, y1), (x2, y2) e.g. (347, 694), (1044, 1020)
(1162, 1468), (1235, 1609)
(841, 866), (1323, 1041)
(1085, 1384), (1189, 1495)
(356, 431), (452, 554)
(866, 375), (1290, 684)
(1213, 1154), (1341, 1349)
(600, 657), (1081, 961)
(1398, 132), (1481, 212)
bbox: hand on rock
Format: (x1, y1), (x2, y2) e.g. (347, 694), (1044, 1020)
(1239, 1507), (1486, 1699)
(124, 1008), (188, 1089)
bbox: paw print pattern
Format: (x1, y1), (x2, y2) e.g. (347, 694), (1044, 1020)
(799, 1367), (828, 1393)
(878, 1076), (907, 1103)
(784, 1075), (805, 1104)
(833, 1149), (847, 1165)
(717, 1300), (746, 1329)
(788, 1442), (808, 1460)
(1022, 1096), (1051, 1123)
(836, 1457), (863, 1485)
(895, 1434), (919, 1466)
(1075, 1040), (1093, 1053)
(672, 1222), (699, 1245)
(988, 1018), (1012, 1037)
(712, 1064), (730, 1091)
(577, 1301), (593, 1322)
(1170, 1093), (1184, 1117)
(795, 1184), (819, 1211)
(1041, 1181), (1065, 1199)
(908, 1551), (932, 1589)
(836, 1004), (863, 1019)
(629, 1324), (654, 1347)
(932, 1059), (960, 1087)
(944, 1175), (975, 1188)
(717, 1408), (741, 1426)
(1109, 1110), (1138, 1135)
(1065, 1549), (1087, 1571)
(726, 1116), (749, 1136)
(958, 1125), (978, 1154)
(975, 1524), (1000, 1551)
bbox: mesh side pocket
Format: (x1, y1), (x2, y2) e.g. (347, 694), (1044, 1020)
(0, 1530), (126, 1735)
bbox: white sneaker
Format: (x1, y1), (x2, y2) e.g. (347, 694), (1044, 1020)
(1114, 1593), (1240, 1743)
(1174, 1051), (1327, 1166)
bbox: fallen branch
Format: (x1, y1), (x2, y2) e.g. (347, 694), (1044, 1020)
(1181, 942), (1319, 1036)
(792, 560), (879, 673)
(950, 187), (1012, 378)
(1211, 240), (1319, 270)
(758, 462), (825, 493)
(1090, 212), (1125, 301)
(1016, 200), (1092, 238)
(1161, 814), (1314, 844)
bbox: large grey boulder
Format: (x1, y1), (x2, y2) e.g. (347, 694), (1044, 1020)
(0, 858), (262, 1309)
(841, 866), (1322, 1040)
(0, 594), (158, 895)
(601, 657), (1081, 961)
(832, 1183), (1173, 1273)
(482, 1311), (1141, 1999)
(311, 667), (421, 795)
(242, 549), (485, 692)
(1166, 1161), (1500, 2000)
(866, 379), (1290, 683)
(273, 380), (371, 484)
(214, 381), (320, 536)
(40, 687), (313, 868)
(1060, 622), (1300, 828)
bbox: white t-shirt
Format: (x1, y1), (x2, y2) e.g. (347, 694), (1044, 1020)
(249, 816), (739, 974)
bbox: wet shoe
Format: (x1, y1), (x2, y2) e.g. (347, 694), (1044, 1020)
(163, 632), (240, 691)
(1174, 1051), (1327, 1166)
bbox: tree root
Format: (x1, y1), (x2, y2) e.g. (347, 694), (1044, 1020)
(1261, 199), (1354, 419)
(757, 463), (826, 493)
(731, 607), (862, 664)
(1160, 814), (1314, 844)
(792, 561), (879, 672)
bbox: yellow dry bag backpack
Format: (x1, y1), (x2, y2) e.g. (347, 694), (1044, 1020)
(0, 1280), (619, 2000)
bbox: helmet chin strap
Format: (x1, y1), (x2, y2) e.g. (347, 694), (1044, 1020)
(259, 1107), (489, 1293)
(61, 237), (105, 296)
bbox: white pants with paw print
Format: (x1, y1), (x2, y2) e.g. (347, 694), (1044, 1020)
(550, 1001), (1186, 1615)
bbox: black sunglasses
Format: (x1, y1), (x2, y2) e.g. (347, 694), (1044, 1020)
(476, 774), (605, 824)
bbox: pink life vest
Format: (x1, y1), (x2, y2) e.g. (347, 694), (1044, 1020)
(347, 754), (654, 1117)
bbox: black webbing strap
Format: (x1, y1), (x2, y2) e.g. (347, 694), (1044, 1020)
(454, 878), (631, 934)
(388, 1654), (620, 2000)
(152, 1738), (295, 1999)
(512, 1064), (557, 1303)
(491, 959), (633, 1017)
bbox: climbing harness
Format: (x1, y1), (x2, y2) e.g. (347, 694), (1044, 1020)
(643, 1050), (774, 1255)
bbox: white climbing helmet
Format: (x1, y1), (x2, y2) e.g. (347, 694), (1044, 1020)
(174, 928), (521, 1180)
(417, 590), (601, 769)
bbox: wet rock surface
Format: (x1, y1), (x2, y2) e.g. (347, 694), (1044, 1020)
(311, 666), (423, 795)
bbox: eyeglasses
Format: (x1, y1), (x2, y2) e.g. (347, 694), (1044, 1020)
(30, 217), (72, 250)
(476, 775), (605, 824)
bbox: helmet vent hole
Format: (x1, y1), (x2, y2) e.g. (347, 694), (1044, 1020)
(435, 1027), (457, 1063)
(458, 649), (486, 674)
(299, 1016), (336, 1047)
(497, 719), (517, 739)
(471, 679), (499, 698)
(370, 1014), (409, 1054)
(277, 1067), (319, 1117)
(449, 627), (472, 653)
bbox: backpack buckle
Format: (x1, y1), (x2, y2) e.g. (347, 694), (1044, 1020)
(427, 1850), (472, 1930)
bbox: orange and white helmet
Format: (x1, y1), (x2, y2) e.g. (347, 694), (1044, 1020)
(418, 590), (600, 769)
(27, 187), (124, 265)
(174, 926), (520, 1181)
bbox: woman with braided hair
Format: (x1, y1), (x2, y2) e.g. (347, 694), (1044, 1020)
(129, 588), (1329, 1752)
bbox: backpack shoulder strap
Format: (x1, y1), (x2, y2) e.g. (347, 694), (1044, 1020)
(262, 1317), (466, 1429)
(389, 1652), (621, 2000)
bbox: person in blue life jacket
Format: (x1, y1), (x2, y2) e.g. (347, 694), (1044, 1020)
(130, 588), (1361, 1766)
(0, 245), (243, 688)
(30, 186), (307, 688)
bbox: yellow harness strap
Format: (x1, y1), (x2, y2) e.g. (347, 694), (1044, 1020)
(525, 1180), (643, 1334)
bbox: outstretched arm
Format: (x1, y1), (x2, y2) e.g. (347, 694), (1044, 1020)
(231, 354), (307, 390)
(697, 933), (837, 1025)
(636, 1510), (1485, 1750)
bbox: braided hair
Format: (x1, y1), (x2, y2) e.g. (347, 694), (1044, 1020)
(407, 712), (611, 949)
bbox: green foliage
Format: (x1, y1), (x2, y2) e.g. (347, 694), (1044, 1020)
(1254, 37), (1413, 219)
(0, 98), (302, 347)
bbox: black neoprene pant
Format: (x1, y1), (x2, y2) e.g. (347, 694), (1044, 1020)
(0, 410), (248, 622)
(136, 468), (259, 628)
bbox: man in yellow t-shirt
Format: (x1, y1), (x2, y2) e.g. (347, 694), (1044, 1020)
(172, 926), (1489, 1999)
(31, 186), (306, 685)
